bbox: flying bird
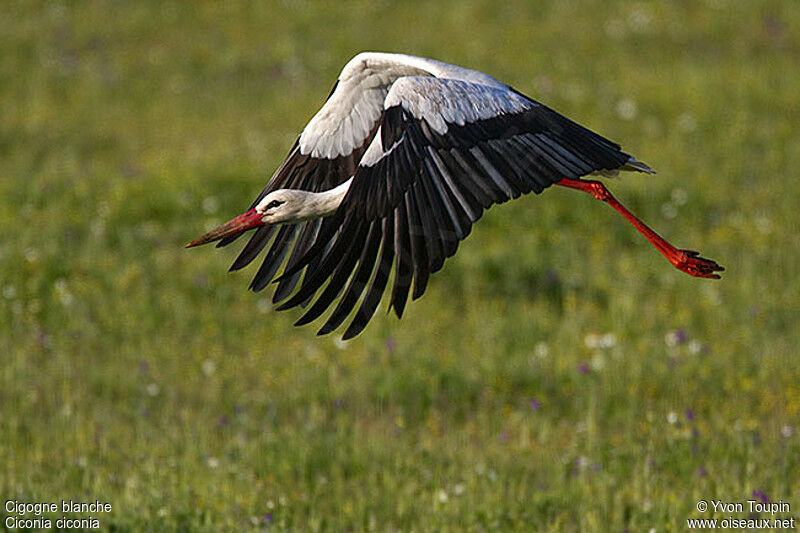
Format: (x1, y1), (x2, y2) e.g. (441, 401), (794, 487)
(187, 52), (723, 339)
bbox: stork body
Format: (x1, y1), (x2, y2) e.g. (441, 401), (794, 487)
(188, 52), (723, 339)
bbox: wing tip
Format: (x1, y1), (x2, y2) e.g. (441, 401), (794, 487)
(622, 156), (656, 175)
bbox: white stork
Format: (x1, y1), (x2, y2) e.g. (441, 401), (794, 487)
(187, 52), (723, 339)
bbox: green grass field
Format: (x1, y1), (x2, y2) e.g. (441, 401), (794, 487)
(2, 0), (799, 530)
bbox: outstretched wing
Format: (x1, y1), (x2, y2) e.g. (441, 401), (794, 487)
(272, 76), (645, 338)
(217, 80), (385, 301)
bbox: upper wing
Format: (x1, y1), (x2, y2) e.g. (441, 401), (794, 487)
(217, 79), (386, 301)
(272, 76), (643, 338)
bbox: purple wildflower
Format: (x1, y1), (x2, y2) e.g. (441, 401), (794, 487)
(530, 398), (541, 411)
(752, 489), (769, 503)
(385, 337), (396, 352)
(139, 361), (150, 374)
(697, 466), (708, 477)
(686, 408), (695, 422)
(578, 363), (589, 375)
(499, 432), (509, 443)
(571, 457), (583, 477)
(217, 415), (229, 426)
(264, 512), (273, 524)
(666, 329), (688, 347)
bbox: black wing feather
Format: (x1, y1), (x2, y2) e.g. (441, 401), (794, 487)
(249, 225), (297, 292)
(389, 203), (414, 318)
(341, 215), (396, 340)
(317, 219), (383, 335)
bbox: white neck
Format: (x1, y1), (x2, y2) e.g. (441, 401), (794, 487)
(292, 177), (353, 221)
(313, 177), (352, 216)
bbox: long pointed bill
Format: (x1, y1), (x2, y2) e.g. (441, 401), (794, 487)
(185, 208), (266, 248)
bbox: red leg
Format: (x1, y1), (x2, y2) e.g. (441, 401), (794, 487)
(557, 178), (723, 279)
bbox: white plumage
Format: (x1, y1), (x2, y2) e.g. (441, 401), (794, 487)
(187, 52), (723, 339)
(298, 53), (508, 159)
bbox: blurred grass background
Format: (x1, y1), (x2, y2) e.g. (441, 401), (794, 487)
(2, 0), (799, 530)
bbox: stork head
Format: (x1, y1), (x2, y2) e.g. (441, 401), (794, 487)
(254, 189), (316, 224)
(185, 189), (308, 248)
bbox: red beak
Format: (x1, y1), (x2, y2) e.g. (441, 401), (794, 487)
(185, 208), (266, 248)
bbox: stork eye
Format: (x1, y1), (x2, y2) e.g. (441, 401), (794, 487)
(265, 200), (285, 210)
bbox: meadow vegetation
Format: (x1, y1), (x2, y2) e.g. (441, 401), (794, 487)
(1, 0), (799, 530)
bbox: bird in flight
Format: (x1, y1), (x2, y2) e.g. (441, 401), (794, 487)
(187, 52), (723, 339)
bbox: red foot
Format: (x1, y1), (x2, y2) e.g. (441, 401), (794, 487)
(670, 249), (725, 279)
(557, 178), (724, 280)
